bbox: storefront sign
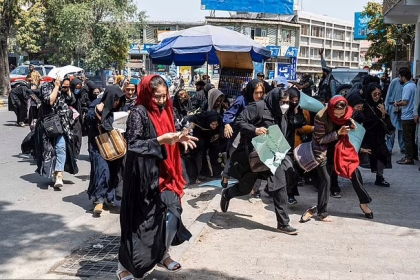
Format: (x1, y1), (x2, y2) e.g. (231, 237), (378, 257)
(253, 62), (264, 78)
(285, 47), (299, 58)
(266, 46), (281, 58)
(277, 63), (291, 79)
(254, 36), (270, 47)
(290, 57), (297, 81)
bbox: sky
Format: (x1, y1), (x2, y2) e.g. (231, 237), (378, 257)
(136, 0), (380, 23)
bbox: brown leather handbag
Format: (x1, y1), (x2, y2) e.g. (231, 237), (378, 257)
(95, 126), (127, 161)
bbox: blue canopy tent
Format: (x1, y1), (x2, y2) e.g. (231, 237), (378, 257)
(148, 25), (271, 71)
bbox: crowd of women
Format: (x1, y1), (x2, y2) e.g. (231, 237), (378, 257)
(15, 70), (394, 279)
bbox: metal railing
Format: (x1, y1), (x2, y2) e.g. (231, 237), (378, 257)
(383, 0), (403, 15)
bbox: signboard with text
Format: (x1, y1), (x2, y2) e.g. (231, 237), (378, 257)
(266, 46), (281, 58)
(201, 0), (294, 14)
(354, 12), (372, 40)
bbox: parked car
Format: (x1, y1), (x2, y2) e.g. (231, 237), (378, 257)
(10, 64), (56, 89)
(332, 68), (369, 96)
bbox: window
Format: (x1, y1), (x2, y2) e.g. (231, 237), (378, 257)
(251, 28), (267, 39)
(281, 29), (291, 42)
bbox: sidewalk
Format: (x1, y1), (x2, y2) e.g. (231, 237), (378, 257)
(41, 153), (420, 280)
(0, 95), (8, 107)
(148, 157), (420, 280)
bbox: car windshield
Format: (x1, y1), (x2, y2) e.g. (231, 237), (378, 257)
(11, 66), (30, 75)
(332, 71), (368, 85)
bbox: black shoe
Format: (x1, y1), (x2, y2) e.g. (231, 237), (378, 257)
(374, 177), (390, 187)
(253, 190), (261, 199)
(360, 204), (374, 219)
(220, 189), (230, 213)
(288, 197), (297, 205)
(220, 179), (228, 188)
(330, 192), (342, 198)
(277, 225), (298, 235)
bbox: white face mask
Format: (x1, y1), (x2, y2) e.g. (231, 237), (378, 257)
(280, 104), (289, 114)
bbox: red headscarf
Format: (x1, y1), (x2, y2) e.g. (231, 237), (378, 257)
(327, 96), (353, 126)
(327, 96), (359, 179)
(136, 75), (186, 197)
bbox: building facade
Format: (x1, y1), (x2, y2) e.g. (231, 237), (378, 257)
(205, 15), (301, 79)
(383, 0), (420, 76)
(296, 11), (361, 74)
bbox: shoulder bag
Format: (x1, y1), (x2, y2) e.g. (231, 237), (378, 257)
(43, 113), (63, 138)
(367, 104), (395, 136)
(95, 124), (127, 161)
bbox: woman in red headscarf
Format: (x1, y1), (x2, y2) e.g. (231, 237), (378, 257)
(118, 75), (197, 279)
(301, 96), (373, 222)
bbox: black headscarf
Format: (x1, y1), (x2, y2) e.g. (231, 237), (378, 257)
(287, 87), (300, 111)
(70, 78), (82, 93)
(100, 85), (125, 131)
(264, 87), (285, 118)
(244, 79), (262, 103)
(86, 80), (100, 101)
(364, 82), (382, 107)
(193, 111), (220, 128)
(346, 91), (364, 107)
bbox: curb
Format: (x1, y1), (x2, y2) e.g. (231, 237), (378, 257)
(172, 191), (220, 261)
(0, 99), (8, 107)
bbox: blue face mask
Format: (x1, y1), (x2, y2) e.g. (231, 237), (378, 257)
(74, 89), (81, 95)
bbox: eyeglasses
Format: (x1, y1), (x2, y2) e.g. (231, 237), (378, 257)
(371, 91), (381, 97)
(281, 100), (289, 104)
(61, 86), (69, 89)
(334, 106), (346, 111)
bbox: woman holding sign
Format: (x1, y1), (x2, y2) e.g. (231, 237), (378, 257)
(298, 96), (373, 222)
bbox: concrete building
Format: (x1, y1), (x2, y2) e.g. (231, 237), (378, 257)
(383, 0), (420, 76)
(296, 11), (361, 74)
(205, 14), (300, 78)
(134, 20), (204, 73)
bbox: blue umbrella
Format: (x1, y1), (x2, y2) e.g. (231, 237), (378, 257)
(148, 25), (271, 66)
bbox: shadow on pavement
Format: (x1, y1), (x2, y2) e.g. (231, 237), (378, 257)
(20, 173), (52, 190)
(206, 210), (278, 233)
(0, 200), (102, 278)
(11, 154), (36, 165)
(187, 189), (219, 209)
(146, 267), (251, 280)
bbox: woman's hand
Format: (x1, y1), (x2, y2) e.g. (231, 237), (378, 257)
(179, 135), (198, 152)
(294, 104), (300, 114)
(255, 127), (268, 136)
(377, 104), (386, 117)
(54, 78), (61, 88)
(360, 148), (372, 154)
(224, 124), (233, 138)
(157, 132), (183, 145)
(337, 125), (350, 136)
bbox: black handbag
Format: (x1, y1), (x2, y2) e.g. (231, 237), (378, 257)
(43, 114), (63, 138)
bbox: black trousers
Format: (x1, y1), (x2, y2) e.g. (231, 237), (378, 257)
(316, 163), (372, 217)
(225, 168), (290, 227)
(13, 98), (27, 123)
(402, 120), (416, 160)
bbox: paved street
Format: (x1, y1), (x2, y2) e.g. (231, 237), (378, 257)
(1, 107), (420, 279)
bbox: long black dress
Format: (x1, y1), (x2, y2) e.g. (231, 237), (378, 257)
(119, 105), (190, 278)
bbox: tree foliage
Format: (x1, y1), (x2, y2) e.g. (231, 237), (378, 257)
(363, 2), (415, 70)
(44, 0), (146, 70)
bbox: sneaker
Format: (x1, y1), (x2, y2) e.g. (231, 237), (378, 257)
(288, 197), (297, 205)
(18, 122), (25, 127)
(330, 192), (341, 198)
(396, 157), (414, 165)
(253, 190), (261, 199)
(54, 172), (63, 188)
(277, 225), (298, 235)
(94, 203), (103, 215)
(374, 177), (390, 187)
(220, 189), (230, 213)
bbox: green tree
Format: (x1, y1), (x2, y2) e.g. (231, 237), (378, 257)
(363, 2), (415, 70)
(45, 0), (146, 71)
(0, 0), (47, 95)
